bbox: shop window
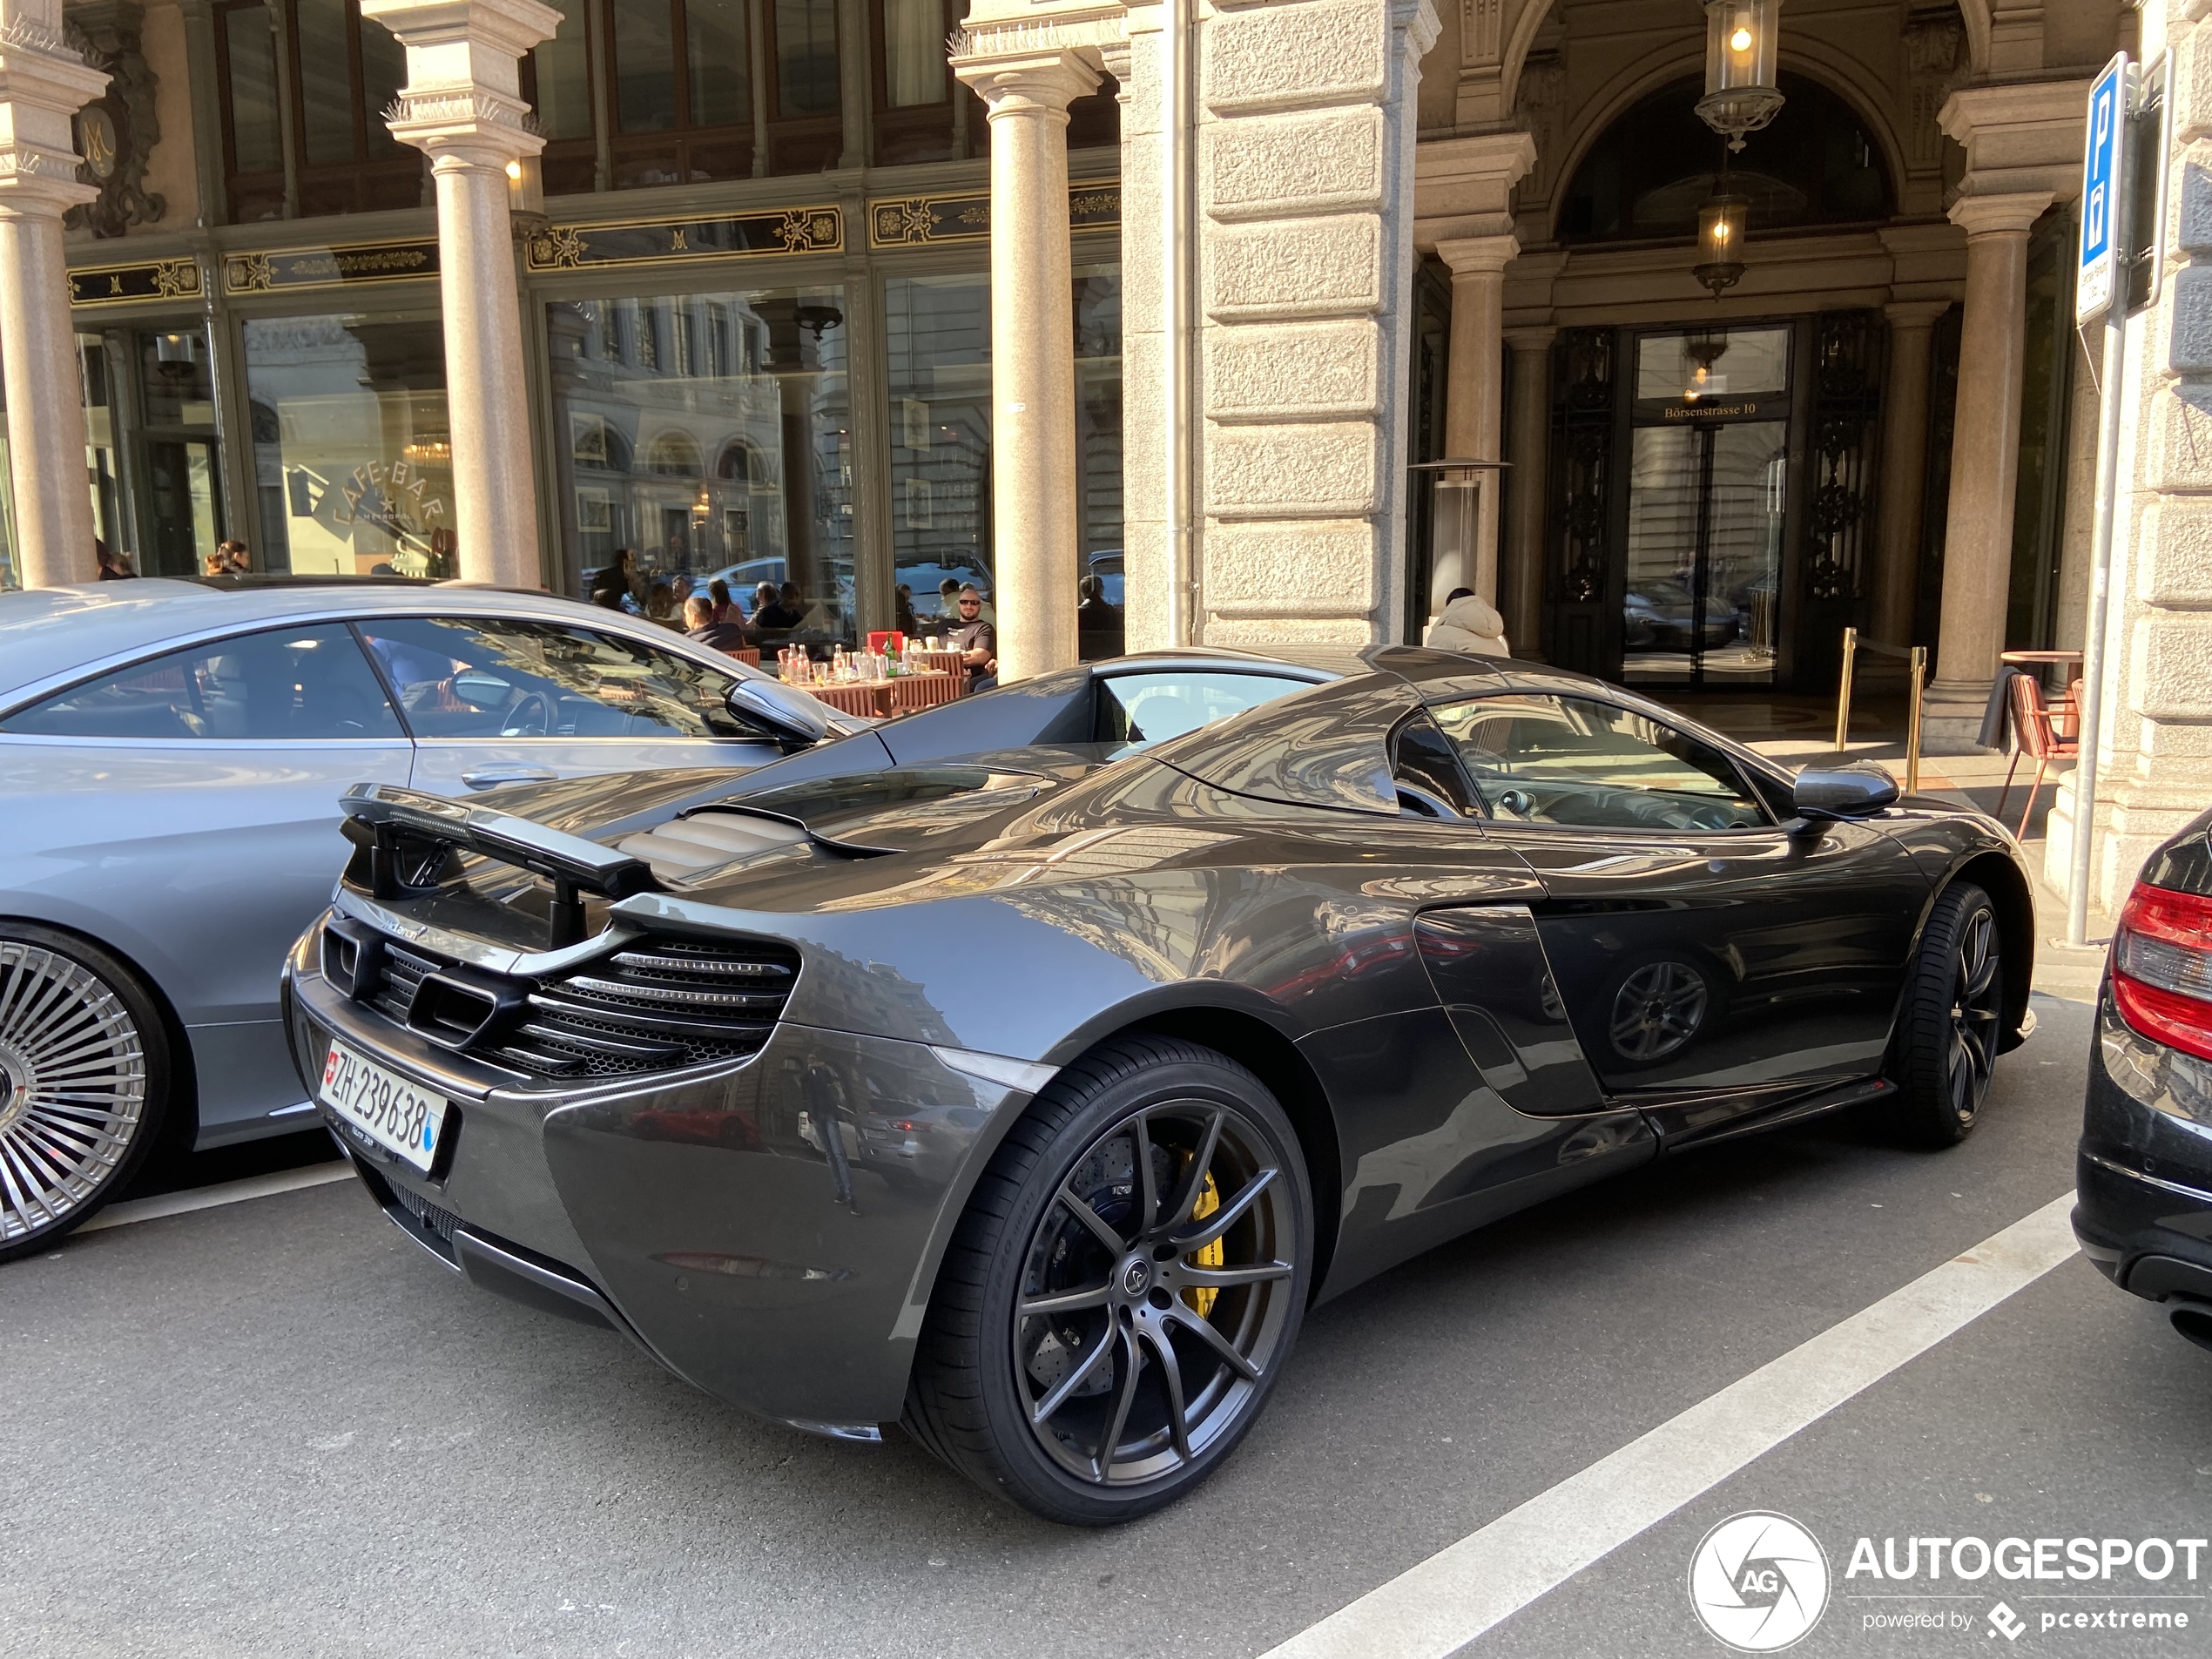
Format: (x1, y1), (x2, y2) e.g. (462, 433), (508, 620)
(545, 287), (853, 644)
(886, 274), (991, 626)
(134, 329), (226, 578)
(1557, 73), (1891, 244)
(242, 314), (454, 578)
(884, 266), (1121, 634)
(213, 0), (423, 220)
(1074, 266), (1123, 635)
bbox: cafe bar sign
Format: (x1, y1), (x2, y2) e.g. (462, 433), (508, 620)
(526, 206), (843, 273)
(224, 239), (441, 294)
(70, 257), (203, 307)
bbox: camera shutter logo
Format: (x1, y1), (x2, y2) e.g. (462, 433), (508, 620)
(1688, 1511), (1831, 1651)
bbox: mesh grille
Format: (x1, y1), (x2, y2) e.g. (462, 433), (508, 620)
(496, 941), (794, 1077)
(390, 1180), (460, 1244)
(337, 928), (795, 1082)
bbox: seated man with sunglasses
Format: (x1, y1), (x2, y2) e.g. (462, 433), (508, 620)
(950, 586), (998, 691)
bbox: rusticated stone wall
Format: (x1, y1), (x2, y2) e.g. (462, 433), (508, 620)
(1121, 0), (1440, 650)
(2047, 0), (2212, 912)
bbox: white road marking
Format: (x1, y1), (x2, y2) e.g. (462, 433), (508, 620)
(77, 1163), (355, 1235)
(1262, 1191), (2080, 1659)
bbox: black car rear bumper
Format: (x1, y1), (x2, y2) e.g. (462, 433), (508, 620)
(2073, 988), (2212, 1305)
(280, 922), (1043, 1432)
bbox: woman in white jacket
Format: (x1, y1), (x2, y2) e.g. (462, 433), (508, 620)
(1423, 588), (1511, 657)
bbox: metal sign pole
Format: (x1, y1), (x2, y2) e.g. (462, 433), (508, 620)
(2068, 53), (2135, 948)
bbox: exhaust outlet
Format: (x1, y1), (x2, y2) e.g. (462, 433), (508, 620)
(2168, 1299), (2212, 1353)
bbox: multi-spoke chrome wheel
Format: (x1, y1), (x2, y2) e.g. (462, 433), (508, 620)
(1608, 961), (1710, 1062)
(1889, 881), (2004, 1147)
(906, 1035), (1311, 1524)
(1013, 1101), (1296, 1487)
(0, 929), (163, 1258)
(1946, 906), (2003, 1126)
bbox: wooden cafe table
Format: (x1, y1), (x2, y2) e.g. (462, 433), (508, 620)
(795, 670), (963, 720)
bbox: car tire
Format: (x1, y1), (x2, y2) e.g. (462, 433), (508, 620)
(0, 923), (172, 1263)
(1885, 881), (2003, 1148)
(903, 1035), (1312, 1525)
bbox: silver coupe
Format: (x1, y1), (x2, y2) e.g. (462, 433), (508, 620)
(0, 578), (861, 1258)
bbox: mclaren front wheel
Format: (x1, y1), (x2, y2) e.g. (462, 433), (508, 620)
(904, 1035), (1312, 1525)
(0, 925), (171, 1264)
(1886, 881), (2003, 1148)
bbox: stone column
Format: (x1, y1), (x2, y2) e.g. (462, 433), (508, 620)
(1928, 191), (2049, 709)
(364, 0), (558, 590)
(1433, 232), (1516, 612)
(1871, 300), (1947, 647)
(951, 45), (1096, 683)
(0, 13), (108, 588)
(1501, 324), (1554, 657)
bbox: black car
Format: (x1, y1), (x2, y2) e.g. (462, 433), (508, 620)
(282, 647), (2035, 1524)
(2073, 804), (2212, 1347)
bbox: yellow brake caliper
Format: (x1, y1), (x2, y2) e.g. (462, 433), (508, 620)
(1184, 1171), (1223, 1318)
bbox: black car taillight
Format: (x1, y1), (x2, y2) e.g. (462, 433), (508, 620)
(2112, 880), (2212, 1062)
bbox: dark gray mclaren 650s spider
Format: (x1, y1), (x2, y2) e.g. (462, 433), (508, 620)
(282, 645), (2035, 1524)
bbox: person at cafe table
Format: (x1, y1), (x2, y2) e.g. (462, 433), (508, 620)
(683, 595), (751, 652)
(951, 585), (997, 691)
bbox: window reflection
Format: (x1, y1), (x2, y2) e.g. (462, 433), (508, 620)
(244, 314), (455, 578)
(886, 274), (991, 627)
(547, 287), (853, 644)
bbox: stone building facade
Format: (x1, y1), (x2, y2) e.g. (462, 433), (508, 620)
(2047, 0), (2212, 912)
(2, 0), (2202, 894)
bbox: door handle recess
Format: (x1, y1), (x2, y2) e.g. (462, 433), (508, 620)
(460, 766), (558, 791)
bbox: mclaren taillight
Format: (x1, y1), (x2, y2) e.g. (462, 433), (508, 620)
(2112, 880), (2212, 1062)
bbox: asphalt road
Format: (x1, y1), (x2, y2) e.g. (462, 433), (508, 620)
(5, 988), (2202, 1659)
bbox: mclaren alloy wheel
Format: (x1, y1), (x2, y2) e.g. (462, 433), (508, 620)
(0, 925), (170, 1263)
(905, 1035), (1312, 1524)
(1888, 881), (2003, 1147)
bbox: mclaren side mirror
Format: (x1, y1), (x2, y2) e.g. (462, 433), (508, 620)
(1791, 765), (1899, 824)
(727, 678), (833, 750)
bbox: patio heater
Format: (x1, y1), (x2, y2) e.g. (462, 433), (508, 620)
(1410, 458), (1509, 635)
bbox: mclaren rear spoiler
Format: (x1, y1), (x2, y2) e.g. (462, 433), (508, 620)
(339, 782), (663, 943)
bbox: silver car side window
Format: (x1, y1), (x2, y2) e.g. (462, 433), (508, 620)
(355, 615), (752, 740)
(0, 624), (402, 742)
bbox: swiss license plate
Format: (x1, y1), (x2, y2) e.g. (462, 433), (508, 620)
(320, 1040), (448, 1173)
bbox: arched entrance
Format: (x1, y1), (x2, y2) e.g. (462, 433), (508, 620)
(1541, 73), (1898, 692)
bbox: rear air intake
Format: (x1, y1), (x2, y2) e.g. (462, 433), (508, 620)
(500, 941), (799, 1079)
(334, 929), (799, 1082)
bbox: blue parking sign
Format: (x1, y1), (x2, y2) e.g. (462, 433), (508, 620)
(2077, 54), (2130, 321)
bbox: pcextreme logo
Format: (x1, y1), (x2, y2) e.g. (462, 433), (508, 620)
(1689, 1511), (1832, 1651)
